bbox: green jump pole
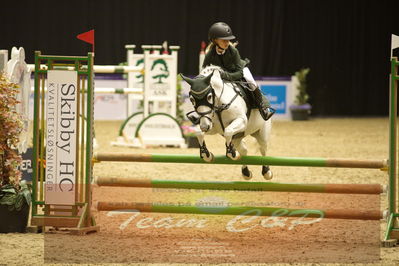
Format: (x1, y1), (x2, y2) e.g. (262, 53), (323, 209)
(96, 202), (383, 220)
(384, 55), (399, 242)
(388, 57), (398, 216)
(95, 177), (384, 195)
(94, 152), (387, 169)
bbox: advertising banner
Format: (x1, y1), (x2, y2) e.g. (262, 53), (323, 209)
(45, 70), (77, 205)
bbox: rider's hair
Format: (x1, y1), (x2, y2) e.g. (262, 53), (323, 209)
(205, 41), (238, 54)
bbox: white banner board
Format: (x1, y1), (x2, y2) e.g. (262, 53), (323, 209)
(138, 114), (186, 147)
(391, 34), (399, 57)
(45, 70), (77, 205)
(143, 51), (177, 117)
(94, 94), (127, 120)
(128, 54), (145, 88)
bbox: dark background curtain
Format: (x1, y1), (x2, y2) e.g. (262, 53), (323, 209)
(2, 0), (399, 116)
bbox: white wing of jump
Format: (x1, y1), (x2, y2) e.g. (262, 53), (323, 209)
(7, 47), (31, 153)
(391, 34), (399, 58)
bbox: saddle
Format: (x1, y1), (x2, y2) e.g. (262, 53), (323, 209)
(228, 80), (258, 111)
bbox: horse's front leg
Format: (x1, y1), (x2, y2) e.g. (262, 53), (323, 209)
(196, 132), (214, 162)
(224, 117), (247, 160)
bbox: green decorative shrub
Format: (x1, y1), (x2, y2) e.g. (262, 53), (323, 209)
(293, 68), (310, 106)
(0, 72), (30, 211)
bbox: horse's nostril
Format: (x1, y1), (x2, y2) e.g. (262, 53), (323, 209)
(200, 125), (209, 132)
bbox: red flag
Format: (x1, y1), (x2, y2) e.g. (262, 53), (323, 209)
(77, 29), (95, 52)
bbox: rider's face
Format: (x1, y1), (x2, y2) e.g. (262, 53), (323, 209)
(214, 39), (229, 50)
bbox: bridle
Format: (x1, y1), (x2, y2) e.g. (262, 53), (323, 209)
(188, 81), (241, 132)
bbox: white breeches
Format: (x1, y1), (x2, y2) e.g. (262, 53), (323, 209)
(243, 67), (257, 91)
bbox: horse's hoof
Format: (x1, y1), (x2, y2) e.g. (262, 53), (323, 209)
(263, 171), (273, 180)
(262, 166), (273, 180)
(242, 166), (252, 180)
(227, 151), (241, 161)
(202, 152), (214, 162)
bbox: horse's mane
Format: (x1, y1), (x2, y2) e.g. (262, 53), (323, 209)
(199, 65), (223, 77)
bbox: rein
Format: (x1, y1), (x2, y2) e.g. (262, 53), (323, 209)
(212, 81), (241, 132)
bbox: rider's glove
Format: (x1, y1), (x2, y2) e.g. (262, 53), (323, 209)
(220, 71), (229, 80)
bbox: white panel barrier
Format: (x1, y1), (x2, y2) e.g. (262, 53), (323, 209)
(0, 49), (8, 72)
(112, 44), (185, 148)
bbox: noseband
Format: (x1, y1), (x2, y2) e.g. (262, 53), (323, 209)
(187, 86), (216, 125)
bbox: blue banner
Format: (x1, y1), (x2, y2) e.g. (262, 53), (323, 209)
(260, 85), (287, 114)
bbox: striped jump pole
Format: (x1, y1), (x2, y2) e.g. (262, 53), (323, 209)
(95, 177), (385, 195)
(31, 87), (143, 94)
(92, 88), (142, 94)
(93, 152), (387, 169)
(28, 64), (142, 74)
(96, 202), (384, 221)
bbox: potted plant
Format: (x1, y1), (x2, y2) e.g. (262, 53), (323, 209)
(290, 68), (312, 120)
(181, 125), (200, 148)
(0, 72), (31, 233)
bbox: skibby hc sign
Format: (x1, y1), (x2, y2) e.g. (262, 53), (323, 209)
(45, 70), (77, 205)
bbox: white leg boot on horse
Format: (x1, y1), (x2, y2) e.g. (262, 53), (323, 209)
(196, 132), (214, 162)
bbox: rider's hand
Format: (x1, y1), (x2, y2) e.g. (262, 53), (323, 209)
(220, 71), (229, 80)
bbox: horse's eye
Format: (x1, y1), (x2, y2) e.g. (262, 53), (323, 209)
(189, 95), (196, 106)
(207, 93), (213, 104)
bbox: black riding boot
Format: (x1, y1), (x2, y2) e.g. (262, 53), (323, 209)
(252, 88), (274, 120)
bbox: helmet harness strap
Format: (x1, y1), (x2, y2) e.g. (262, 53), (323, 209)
(214, 42), (227, 53)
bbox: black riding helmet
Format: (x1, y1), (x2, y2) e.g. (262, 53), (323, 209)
(208, 22), (236, 41)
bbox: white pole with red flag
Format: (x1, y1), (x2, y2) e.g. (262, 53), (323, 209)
(77, 29), (95, 54)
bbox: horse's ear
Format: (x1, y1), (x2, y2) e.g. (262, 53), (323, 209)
(204, 71), (214, 84)
(210, 69), (223, 89)
(213, 69), (221, 79)
(180, 74), (194, 85)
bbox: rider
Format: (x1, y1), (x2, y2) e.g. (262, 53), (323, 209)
(201, 22), (274, 121)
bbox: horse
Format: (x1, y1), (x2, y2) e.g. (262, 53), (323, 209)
(180, 65), (273, 180)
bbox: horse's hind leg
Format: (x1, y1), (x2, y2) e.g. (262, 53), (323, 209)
(232, 138), (252, 180)
(252, 123), (273, 180)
